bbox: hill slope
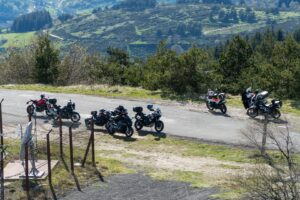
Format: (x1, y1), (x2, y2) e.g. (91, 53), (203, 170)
(49, 3), (300, 57)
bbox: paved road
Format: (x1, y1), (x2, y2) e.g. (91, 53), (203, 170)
(0, 89), (299, 147)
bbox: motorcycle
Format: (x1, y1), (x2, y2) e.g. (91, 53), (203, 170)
(26, 95), (57, 116)
(105, 106), (134, 138)
(247, 91), (282, 119)
(206, 90), (227, 114)
(51, 100), (81, 123)
(133, 105), (164, 133)
(85, 109), (112, 129)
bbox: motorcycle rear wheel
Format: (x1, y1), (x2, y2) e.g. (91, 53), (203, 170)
(206, 102), (214, 111)
(27, 105), (34, 115)
(155, 120), (164, 133)
(71, 112), (81, 123)
(271, 109), (281, 119)
(247, 108), (258, 118)
(125, 127), (134, 138)
(134, 120), (143, 131)
(220, 104), (227, 114)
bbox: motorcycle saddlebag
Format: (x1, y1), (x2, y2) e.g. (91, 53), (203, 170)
(48, 99), (57, 104)
(133, 107), (143, 113)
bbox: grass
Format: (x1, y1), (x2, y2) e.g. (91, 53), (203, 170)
(148, 169), (210, 188)
(0, 84), (162, 100)
(0, 32), (36, 48)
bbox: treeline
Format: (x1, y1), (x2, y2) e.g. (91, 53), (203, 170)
(210, 7), (257, 24)
(1, 28), (300, 99)
(112, 0), (157, 11)
(177, 0), (232, 5)
(11, 10), (52, 33)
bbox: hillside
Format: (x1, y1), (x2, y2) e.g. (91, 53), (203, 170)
(48, 3), (300, 57)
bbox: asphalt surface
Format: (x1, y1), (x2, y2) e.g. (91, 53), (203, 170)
(62, 173), (219, 200)
(0, 89), (299, 147)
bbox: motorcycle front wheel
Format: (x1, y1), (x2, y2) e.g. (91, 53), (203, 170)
(247, 108), (258, 118)
(206, 102), (214, 111)
(220, 104), (227, 114)
(134, 120), (143, 131)
(27, 105), (34, 115)
(71, 112), (81, 123)
(125, 127), (134, 138)
(106, 123), (115, 135)
(271, 109), (281, 119)
(155, 120), (164, 133)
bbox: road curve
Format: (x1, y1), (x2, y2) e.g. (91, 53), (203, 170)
(0, 89), (299, 147)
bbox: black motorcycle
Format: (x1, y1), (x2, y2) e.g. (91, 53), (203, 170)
(247, 91), (282, 119)
(133, 105), (164, 133)
(206, 90), (227, 114)
(105, 106), (134, 138)
(52, 100), (81, 123)
(85, 109), (112, 129)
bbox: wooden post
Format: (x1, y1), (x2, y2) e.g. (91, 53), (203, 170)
(261, 114), (268, 155)
(25, 142), (29, 191)
(69, 127), (74, 174)
(0, 99), (4, 200)
(46, 130), (53, 186)
(82, 120), (95, 167)
(91, 120), (95, 167)
(59, 116), (63, 158)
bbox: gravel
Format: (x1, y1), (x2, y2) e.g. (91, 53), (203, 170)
(62, 173), (219, 200)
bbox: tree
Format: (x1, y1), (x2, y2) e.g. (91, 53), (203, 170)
(219, 35), (253, 93)
(34, 34), (59, 84)
(11, 10), (52, 33)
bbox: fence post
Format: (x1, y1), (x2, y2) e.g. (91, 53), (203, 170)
(46, 130), (53, 186)
(59, 116), (63, 158)
(69, 127), (74, 174)
(25, 142), (30, 191)
(0, 99), (4, 200)
(91, 121), (95, 167)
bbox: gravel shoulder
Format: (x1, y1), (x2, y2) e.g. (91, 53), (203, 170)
(62, 173), (219, 200)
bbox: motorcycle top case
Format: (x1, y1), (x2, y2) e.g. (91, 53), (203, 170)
(256, 91), (269, 100)
(48, 99), (57, 104)
(133, 107), (143, 113)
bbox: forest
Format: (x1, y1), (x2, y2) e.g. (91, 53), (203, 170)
(0, 28), (299, 99)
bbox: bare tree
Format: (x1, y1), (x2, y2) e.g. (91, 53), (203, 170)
(240, 118), (300, 200)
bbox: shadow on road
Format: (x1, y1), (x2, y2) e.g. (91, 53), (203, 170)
(251, 117), (288, 124)
(208, 110), (231, 118)
(137, 130), (167, 141)
(51, 121), (82, 129)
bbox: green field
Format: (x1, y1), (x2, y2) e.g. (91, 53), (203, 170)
(0, 31), (36, 48)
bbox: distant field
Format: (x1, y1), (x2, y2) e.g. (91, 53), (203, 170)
(0, 31), (36, 48)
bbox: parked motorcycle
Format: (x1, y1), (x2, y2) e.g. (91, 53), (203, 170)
(105, 106), (134, 138)
(247, 91), (282, 119)
(206, 90), (227, 114)
(26, 94), (56, 116)
(133, 105), (164, 133)
(85, 109), (112, 129)
(52, 100), (81, 123)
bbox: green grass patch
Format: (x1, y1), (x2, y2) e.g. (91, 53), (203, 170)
(0, 84), (162, 100)
(148, 169), (210, 188)
(0, 32), (36, 48)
